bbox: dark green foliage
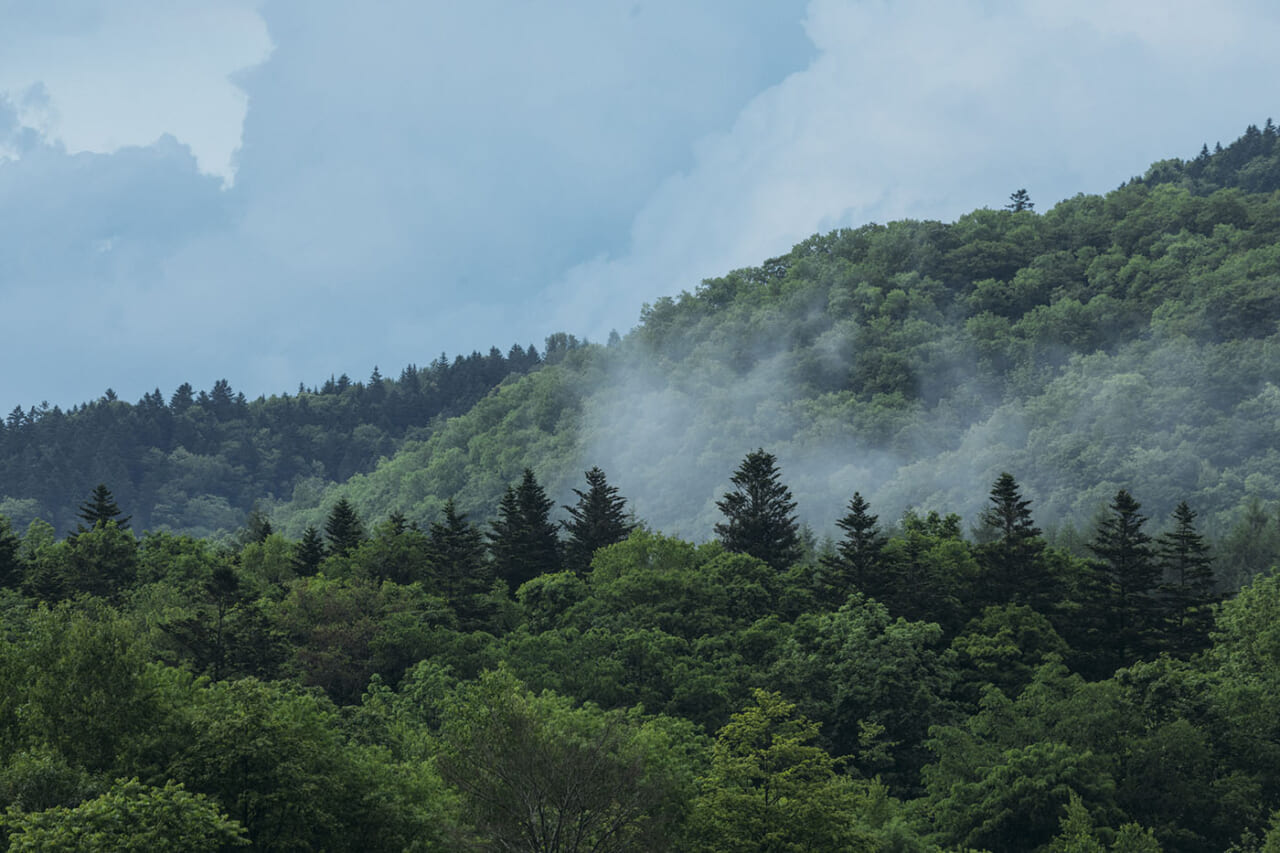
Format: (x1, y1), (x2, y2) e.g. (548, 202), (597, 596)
(76, 483), (130, 532)
(975, 472), (1052, 610)
(1157, 501), (1217, 656)
(561, 466), (633, 575)
(429, 499), (492, 628)
(291, 526), (325, 577)
(488, 469), (560, 591)
(323, 498), (365, 558)
(1007, 188), (1035, 212)
(0, 516), (20, 589)
(714, 449), (801, 571)
(1088, 490), (1159, 672)
(819, 491), (887, 604)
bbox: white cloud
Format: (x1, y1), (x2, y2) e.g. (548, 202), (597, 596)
(0, 0), (271, 179)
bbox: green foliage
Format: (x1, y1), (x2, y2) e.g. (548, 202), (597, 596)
(715, 449), (801, 571)
(561, 466), (633, 575)
(2, 778), (247, 852)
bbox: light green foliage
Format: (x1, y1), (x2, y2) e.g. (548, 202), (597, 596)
(685, 688), (876, 853)
(2, 778), (246, 852)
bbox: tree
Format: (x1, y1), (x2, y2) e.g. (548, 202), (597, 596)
(0, 778), (247, 852)
(561, 466), (633, 575)
(975, 472), (1051, 609)
(292, 526), (325, 576)
(437, 669), (693, 852)
(819, 491), (886, 604)
(1007, 188), (1035, 212)
(76, 483), (130, 532)
(1088, 490), (1159, 671)
(0, 514), (21, 589)
(488, 469), (561, 591)
(1156, 501), (1217, 656)
(685, 689), (876, 853)
(714, 449), (801, 571)
(429, 499), (492, 627)
(323, 498), (365, 558)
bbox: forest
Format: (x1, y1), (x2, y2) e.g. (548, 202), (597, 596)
(0, 122), (1279, 849)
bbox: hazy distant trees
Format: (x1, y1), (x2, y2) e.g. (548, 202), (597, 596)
(715, 449), (800, 571)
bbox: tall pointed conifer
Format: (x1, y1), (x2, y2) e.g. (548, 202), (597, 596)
(562, 467), (633, 575)
(715, 449), (801, 571)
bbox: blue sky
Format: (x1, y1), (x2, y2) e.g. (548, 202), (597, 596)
(1, 0), (1278, 413)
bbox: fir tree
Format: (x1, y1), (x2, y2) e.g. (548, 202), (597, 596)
(430, 499), (492, 628)
(324, 498), (366, 558)
(975, 473), (1050, 609)
(1157, 501), (1218, 656)
(488, 469), (561, 591)
(715, 449), (801, 571)
(292, 526), (326, 576)
(1088, 489), (1159, 670)
(819, 491), (886, 603)
(0, 515), (21, 589)
(561, 467), (633, 575)
(1006, 188), (1034, 212)
(77, 483), (131, 531)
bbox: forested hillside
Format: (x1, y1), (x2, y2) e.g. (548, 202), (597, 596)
(1, 122), (1280, 850)
(271, 120), (1280, 560)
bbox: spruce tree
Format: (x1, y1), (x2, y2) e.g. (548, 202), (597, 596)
(324, 498), (365, 558)
(1088, 489), (1159, 670)
(562, 466), (633, 574)
(0, 515), (21, 589)
(488, 469), (561, 591)
(292, 526), (326, 576)
(1157, 501), (1218, 656)
(77, 483), (131, 531)
(975, 473), (1049, 609)
(820, 491), (886, 603)
(430, 499), (492, 628)
(715, 449), (801, 571)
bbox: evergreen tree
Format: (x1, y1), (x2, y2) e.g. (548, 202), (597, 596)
(77, 483), (130, 531)
(975, 472), (1050, 609)
(715, 449), (800, 571)
(1006, 188), (1034, 212)
(240, 506), (274, 546)
(292, 526), (325, 576)
(1088, 489), (1159, 670)
(430, 499), (489, 597)
(819, 491), (886, 603)
(1157, 501), (1218, 656)
(0, 514), (22, 589)
(561, 466), (633, 574)
(488, 469), (560, 591)
(323, 498), (365, 558)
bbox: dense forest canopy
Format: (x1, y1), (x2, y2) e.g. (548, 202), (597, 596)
(0, 121), (1279, 851)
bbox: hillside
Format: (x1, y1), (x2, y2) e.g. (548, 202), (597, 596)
(270, 121), (1280, 563)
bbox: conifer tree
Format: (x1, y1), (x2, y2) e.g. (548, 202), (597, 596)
(0, 515), (22, 589)
(1088, 489), (1159, 670)
(292, 526), (326, 576)
(488, 469), (560, 591)
(77, 483), (131, 531)
(561, 467), (633, 575)
(1157, 501), (1218, 656)
(323, 498), (365, 558)
(430, 498), (492, 628)
(820, 491), (886, 603)
(975, 472), (1050, 609)
(715, 449), (801, 571)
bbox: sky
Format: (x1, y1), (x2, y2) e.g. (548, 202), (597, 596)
(1, 0), (1278, 414)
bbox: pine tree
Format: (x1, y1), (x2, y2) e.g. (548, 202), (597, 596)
(819, 491), (886, 603)
(488, 469), (561, 591)
(77, 483), (131, 531)
(561, 467), (633, 574)
(0, 515), (22, 589)
(715, 449), (801, 570)
(975, 473), (1049, 609)
(324, 498), (365, 557)
(292, 526), (326, 576)
(1088, 489), (1159, 670)
(1157, 501), (1218, 656)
